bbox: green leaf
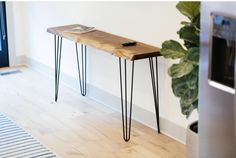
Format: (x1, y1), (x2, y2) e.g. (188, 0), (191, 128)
(192, 14), (200, 28)
(168, 62), (194, 78)
(172, 67), (198, 98)
(180, 98), (198, 118)
(183, 41), (193, 49)
(160, 40), (187, 59)
(176, 2), (200, 21)
(181, 20), (200, 33)
(186, 47), (199, 65)
(171, 67), (198, 118)
(181, 21), (198, 27)
(178, 25), (199, 46)
(185, 67), (198, 89)
(181, 21), (191, 25)
(172, 77), (189, 98)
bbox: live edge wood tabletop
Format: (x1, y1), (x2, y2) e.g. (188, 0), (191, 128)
(47, 24), (161, 60)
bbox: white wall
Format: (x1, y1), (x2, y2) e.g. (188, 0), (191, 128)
(7, 1), (198, 142)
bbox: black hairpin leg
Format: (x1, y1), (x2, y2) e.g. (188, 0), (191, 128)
(54, 35), (63, 102)
(75, 43), (87, 96)
(118, 58), (135, 142)
(149, 57), (160, 133)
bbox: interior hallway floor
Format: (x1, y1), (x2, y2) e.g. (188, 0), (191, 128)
(0, 66), (185, 158)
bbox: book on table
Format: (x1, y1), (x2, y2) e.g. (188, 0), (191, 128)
(64, 24), (95, 34)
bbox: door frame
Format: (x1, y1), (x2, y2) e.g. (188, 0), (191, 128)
(0, 2), (9, 67)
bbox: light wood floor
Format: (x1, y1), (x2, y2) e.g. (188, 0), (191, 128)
(0, 66), (185, 158)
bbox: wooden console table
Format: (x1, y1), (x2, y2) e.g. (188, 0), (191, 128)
(47, 24), (161, 141)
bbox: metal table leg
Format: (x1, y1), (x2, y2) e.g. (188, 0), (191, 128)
(75, 43), (87, 96)
(53, 36), (159, 140)
(149, 57), (160, 133)
(54, 35), (63, 102)
(118, 58), (135, 142)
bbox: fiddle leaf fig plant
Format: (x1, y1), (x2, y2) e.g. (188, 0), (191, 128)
(160, 2), (200, 118)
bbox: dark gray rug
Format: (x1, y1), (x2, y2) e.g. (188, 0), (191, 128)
(0, 114), (57, 158)
(0, 69), (22, 76)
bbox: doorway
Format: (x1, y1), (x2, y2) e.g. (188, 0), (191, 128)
(0, 2), (9, 67)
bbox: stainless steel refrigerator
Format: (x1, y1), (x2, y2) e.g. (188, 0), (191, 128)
(199, 12), (236, 158)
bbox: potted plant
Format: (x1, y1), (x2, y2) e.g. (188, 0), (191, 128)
(160, 2), (200, 158)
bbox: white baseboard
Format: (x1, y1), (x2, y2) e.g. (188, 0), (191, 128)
(17, 56), (27, 65)
(26, 57), (186, 144)
(8, 55), (27, 67)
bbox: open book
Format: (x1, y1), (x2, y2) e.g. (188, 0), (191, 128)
(64, 25), (95, 34)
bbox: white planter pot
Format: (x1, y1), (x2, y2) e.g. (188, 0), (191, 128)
(186, 121), (198, 158)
